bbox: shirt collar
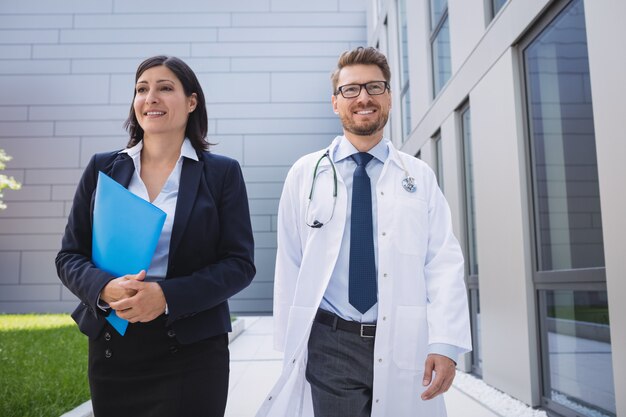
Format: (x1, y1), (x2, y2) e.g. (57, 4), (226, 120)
(333, 135), (389, 164)
(119, 138), (199, 162)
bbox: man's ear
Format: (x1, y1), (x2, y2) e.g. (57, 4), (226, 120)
(332, 94), (338, 114)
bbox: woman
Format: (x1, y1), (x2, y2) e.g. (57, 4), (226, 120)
(56, 56), (256, 417)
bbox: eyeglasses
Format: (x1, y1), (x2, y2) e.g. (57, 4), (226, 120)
(335, 81), (389, 98)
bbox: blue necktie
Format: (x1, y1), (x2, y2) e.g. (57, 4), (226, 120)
(349, 152), (377, 314)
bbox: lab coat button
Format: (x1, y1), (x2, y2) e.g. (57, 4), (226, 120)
(382, 232), (386, 236)
(378, 358), (383, 363)
(104, 332), (111, 341)
(104, 349), (112, 359)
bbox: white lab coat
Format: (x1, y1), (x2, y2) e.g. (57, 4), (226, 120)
(256, 137), (471, 417)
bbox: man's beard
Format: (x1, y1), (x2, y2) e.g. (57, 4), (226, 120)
(340, 107), (389, 137)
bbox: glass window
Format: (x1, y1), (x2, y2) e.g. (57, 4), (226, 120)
(461, 104), (481, 376)
(540, 290), (615, 416)
(430, 0), (451, 96)
(470, 289), (482, 375)
(490, 0), (507, 19)
(525, 0), (604, 272)
(398, 0), (412, 140)
(524, 1), (615, 415)
(433, 133), (444, 190)
(430, 0), (447, 30)
(461, 106), (478, 277)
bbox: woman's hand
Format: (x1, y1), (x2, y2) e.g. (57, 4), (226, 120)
(100, 270), (146, 304)
(110, 279), (167, 323)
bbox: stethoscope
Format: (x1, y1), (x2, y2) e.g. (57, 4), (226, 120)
(305, 147), (416, 228)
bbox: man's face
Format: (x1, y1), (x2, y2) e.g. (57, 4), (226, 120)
(332, 64), (391, 139)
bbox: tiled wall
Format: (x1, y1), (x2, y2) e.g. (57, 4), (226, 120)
(0, 0), (366, 314)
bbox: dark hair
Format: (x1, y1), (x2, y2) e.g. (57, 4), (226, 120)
(330, 46), (392, 92)
(124, 55), (209, 152)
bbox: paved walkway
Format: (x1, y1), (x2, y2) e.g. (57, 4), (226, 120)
(225, 316), (500, 417)
(65, 315), (518, 417)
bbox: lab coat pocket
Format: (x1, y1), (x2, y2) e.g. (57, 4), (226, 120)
(394, 197), (428, 255)
(392, 306), (428, 370)
(284, 305), (315, 361)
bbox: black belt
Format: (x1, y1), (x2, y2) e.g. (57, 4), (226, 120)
(314, 309), (376, 338)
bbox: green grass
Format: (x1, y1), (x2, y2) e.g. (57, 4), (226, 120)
(0, 314), (89, 417)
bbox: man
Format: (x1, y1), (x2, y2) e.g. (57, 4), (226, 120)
(256, 46), (471, 417)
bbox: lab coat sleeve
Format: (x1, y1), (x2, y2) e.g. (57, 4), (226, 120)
(273, 166), (304, 351)
(423, 169), (472, 354)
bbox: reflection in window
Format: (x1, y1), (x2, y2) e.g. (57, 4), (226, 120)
(461, 107), (478, 276)
(525, 1), (615, 416)
(430, 0), (447, 29)
(433, 133), (444, 190)
(525, 0), (604, 272)
(542, 290), (615, 416)
(398, 0), (412, 140)
(470, 289), (482, 375)
(430, 0), (451, 96)
(490, 0), (507, 19)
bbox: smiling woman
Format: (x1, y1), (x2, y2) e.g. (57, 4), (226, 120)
(55, 55), (256, 417)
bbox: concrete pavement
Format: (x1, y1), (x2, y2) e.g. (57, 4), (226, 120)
(225, 316), (501, 417)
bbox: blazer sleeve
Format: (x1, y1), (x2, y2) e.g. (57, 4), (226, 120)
(159, 158), (256, 323)
(55, 154), (116, 316)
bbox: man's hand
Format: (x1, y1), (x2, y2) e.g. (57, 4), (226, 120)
(421, 353), (456, 401)
(100, 270), (146, 304)
(109, 279), (166, 323)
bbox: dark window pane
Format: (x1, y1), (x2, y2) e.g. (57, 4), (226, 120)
(470, 289), (482, 375)
(399, 0), (410, 87)
(491, 0), (507, 17)
(434, 136), (444, 191)
(432, 17), (451, 95)
(542, 290), (615, 416)
(525, 0), (604, 271)
(402, 88), (412, 139)
(462, 107), (478, 276)
(398, 0), (411, 140)
(429, 0), (447, 30)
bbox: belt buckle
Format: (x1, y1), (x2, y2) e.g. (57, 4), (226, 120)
(360, 324), (376, 338)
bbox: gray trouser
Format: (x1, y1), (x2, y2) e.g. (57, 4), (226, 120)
(305, 317), (375, 417)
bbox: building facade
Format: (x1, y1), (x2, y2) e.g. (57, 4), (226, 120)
(0, 0), (367, 314)
(1, 0), (625, 415)
(369, 0), (624, 416)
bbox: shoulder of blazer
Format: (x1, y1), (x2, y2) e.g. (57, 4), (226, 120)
(91, 150), (129, 173)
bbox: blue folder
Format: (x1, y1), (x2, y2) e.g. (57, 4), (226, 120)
(92, 172), (167, 336)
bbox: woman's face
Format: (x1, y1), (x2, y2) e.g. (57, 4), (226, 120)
(133, 65), (197, 140)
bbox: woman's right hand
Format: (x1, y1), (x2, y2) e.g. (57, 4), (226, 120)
(100, 270), (146, 305)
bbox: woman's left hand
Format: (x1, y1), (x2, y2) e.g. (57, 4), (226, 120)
(109, 280), (167, 323)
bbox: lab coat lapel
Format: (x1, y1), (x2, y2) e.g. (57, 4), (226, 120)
(168, 157), (202, 268)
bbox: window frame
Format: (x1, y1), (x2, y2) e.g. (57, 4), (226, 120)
(429, 0), (450, 97)
(458, 100), (481, 376)
(518, 0), (613, 415)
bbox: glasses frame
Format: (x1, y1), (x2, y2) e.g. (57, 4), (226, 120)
(335, 81), (390, 98)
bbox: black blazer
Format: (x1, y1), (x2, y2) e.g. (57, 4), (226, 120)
(56, 149), (255, 344)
